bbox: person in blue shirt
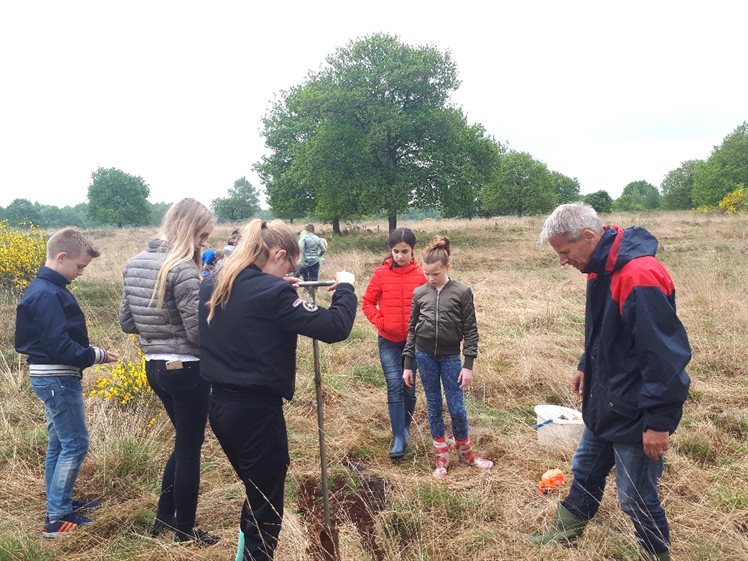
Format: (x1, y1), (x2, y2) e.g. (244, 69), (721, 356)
(15, 228), (118, 538)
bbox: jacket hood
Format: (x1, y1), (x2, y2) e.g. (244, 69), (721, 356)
(146, 239), (169, 253)
(586, 225), (658, 275)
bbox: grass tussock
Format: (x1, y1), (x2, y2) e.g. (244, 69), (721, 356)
(0, 212), (747, 560)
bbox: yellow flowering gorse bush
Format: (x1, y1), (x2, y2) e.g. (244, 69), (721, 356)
(89, 349), (154, 406)
(0, 220), (47, 294)
(718, 186), (747, 214)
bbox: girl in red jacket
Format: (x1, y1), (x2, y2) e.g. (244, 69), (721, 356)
(362, 228), (427, 459)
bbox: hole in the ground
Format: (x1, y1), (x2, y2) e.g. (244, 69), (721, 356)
(297, 458), (387, 561)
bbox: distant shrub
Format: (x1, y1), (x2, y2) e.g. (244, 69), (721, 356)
(0, 220), (46, 295)
(717, 186), (747, 214)
(89, 348), (153, 406)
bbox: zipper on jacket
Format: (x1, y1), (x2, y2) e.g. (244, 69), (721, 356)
(434, 287), (440, 356)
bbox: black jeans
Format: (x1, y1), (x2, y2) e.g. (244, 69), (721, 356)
(209, 385), (289, 561)
(145, 360), (210, 533)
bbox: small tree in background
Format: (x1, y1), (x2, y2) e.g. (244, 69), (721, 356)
(583, 190), (614, 213)
(211, 177), (261, 223)
(481, 151), (556, 216)
(661, 160), (701, 210)
(614, 180), (661, 211)
(87, 167), (150, 227)
(692, 122), (748, 208)
(551, 171), (581, 204)
(1, 199), (42, 227)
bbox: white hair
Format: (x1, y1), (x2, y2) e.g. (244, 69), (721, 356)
(539, 203), (603, 244)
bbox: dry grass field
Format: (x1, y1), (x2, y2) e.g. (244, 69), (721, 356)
(1, 212), (746, 561)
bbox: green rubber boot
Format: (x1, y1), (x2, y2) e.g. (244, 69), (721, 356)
(525, 503), (587, 545)
(234, 528), (244, 561)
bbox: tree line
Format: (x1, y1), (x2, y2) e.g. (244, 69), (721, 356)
(2, 34), (746, 231)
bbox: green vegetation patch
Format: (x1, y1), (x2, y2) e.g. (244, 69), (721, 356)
(465, 399), (534, 430)
(350, 363), (386, 388)
(0, 536), (56, 561)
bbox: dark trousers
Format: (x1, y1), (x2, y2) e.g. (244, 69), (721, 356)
(146, 360), (210, 533)
(210, 385), (289, 561)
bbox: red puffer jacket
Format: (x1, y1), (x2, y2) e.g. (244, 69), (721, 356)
(362, 258), (426, 343)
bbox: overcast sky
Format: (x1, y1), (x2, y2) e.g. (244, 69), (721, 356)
(1, 0), (746, 209)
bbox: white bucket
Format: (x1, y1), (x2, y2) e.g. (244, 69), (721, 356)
(534, 404), (584, 452)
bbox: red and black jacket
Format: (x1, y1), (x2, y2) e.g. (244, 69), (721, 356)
(578, 225), (691, 443)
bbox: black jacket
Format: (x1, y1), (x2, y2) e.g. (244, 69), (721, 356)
(403, 279), (479, 370)
(579, 225), (691, 443)
(198, 264), (357, 400)
(15, 266), (97, 369)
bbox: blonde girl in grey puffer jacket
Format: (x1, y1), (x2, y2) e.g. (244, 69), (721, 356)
(119, 198), (219, 546)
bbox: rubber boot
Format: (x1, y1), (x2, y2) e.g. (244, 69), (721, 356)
(525, 502), (587, 545)
(404, 390), (416, 443)
(387, 402), (407, 459)
(234, 528), (244, 561)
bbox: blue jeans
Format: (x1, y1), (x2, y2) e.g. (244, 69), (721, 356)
(299, 262), (320, 281)
(563, 428), (670, 554)
(416, 350), (469, 440)
(378, 336), (416, 405)
(30, 376), (89, 522)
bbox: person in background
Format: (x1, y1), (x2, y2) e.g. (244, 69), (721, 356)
(527, 202), (691, 561)
(15, 228), (118, 538)
(119, 198), (219, 546)
(199, 219), (357, 561)
(362, 227), (426, 459)
(298, 224), (326, 281)
(223, 229), (241, 257)
(403, 235), (493, 478)
(201, 248), (223, 276)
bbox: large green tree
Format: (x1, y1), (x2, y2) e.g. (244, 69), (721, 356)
(87, 167), (150, 227)
(660, 160), (701, 210)
(692, 122), (748, 207)
(481, 151), (556, 216)
(257, 33), (497, 232)
(211, 177), (261, 223)
(613, 180), (661, 211)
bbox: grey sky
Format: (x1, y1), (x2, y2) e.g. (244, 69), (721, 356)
(1, 0), (746, 209)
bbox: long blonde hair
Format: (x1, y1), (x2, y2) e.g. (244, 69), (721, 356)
(152, 198), (215, 308)
(206, 219), (299, 323)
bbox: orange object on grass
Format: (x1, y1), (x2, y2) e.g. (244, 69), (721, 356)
(538, 468), (565, 494)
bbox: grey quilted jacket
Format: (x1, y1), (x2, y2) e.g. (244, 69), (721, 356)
(119, 239), (201, 356)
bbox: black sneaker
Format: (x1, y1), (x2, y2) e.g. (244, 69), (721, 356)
(175, 527), (221, 547)
(43, 512), (92, 539)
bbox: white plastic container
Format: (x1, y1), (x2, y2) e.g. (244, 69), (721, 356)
(534, 404), (584, 452)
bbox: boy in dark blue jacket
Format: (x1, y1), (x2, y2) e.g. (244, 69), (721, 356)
(15, 228), (118, 538)
(528, 204), (691, 561)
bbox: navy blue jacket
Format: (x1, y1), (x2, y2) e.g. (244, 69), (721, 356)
(579, 225), (691, 443)
(15, 266), (97, 369)
(198, 264), (357, 400)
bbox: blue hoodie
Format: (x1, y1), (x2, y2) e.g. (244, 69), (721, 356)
(578, 225), (691, 443)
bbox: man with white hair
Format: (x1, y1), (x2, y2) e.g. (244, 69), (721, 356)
(528, 203), (691, 561)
